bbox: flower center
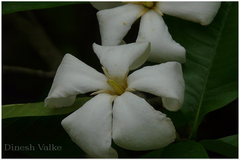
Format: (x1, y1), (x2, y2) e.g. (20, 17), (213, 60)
(142, 2), (156, 8)
(127, 1), (163, 18)
(107, 79), (125, 95)
(91, 67), (135, 100)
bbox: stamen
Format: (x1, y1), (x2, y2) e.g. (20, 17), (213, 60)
(102, 67), (112, 80)
(142, 2), (154, 8)
(125, 88), (136, 92)
(111, 95), (118, 104)
(153, 6), (163, 16)
(122, 1), (142, 5)
(107, 79), (125, 95)
(97, 67), (135, 97)
(137, 8), (149, 18)
(91, 89), (116, 96)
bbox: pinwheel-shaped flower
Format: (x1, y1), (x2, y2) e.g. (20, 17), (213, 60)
(44, 42), (185, 158)
(92, 2), (221, 63)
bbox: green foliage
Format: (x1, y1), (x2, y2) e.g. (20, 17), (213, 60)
(2, 1), (238, 158)
(2, 97), (91, 119)
(219, 134), (238, 147)
(3, 115), (86, 157)
(141, 148), (164, 158)
(2, 2), (85, 15)
(142, 141), (209, 158)
(161, 141), (209, 158)
(169, 2), (238, 139)
(200, 135), (238, 158)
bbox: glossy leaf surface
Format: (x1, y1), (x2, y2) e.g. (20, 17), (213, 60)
(199, 135), (238, 158)
(165, 2), (238, 139)
(161, 141), (208, 158)
(2, 97), (91, 119)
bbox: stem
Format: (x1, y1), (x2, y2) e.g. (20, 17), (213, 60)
(3, 65), (55, 78)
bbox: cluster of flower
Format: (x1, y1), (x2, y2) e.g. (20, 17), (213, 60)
(44, 2), (221, 158)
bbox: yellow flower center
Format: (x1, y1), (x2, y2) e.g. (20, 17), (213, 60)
(91, 67), (135, 102)
(142, 2), (155, 8)
(124, 1), (163, 18)
(107, 79), (125, 95)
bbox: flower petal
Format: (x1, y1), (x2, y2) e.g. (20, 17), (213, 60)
(112, 92), (176, 151)
(91, 2), (124, 10)
(128, 62), (185, 111)
(92, 42), (150, 84)
(157, 2), (221, 25)
(44, 54), (109, 108)
(61, 93), (117, 158)
(136, 10), (186, 63)
(97, 3), (144, 46)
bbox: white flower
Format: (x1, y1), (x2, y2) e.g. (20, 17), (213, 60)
(92, 2), (221, 63)
(44, 42), (185, 158)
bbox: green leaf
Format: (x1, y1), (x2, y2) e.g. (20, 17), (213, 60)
(167, 2), (238, 139)
(160, 141), (208, 158)
(2, 97), (91, 119)
(140, 148), (164, 158)
(219, 134), (238, 147)
(2, 116), (86, 157)
(199, 135), (238, 158)
(2, 2), (85, 15)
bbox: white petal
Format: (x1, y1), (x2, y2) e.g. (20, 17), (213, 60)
(97, 3), (144, 46)
(157, 2), (221, 25)
(61, 93), (117, 158)
(44, 54), (109, 108)
(112, 92), (176, 151)
(91, 2), (124, 10)
(93, 42), (150, 84)
(136, 10), (186, 63)
(128, 62), (185, 111)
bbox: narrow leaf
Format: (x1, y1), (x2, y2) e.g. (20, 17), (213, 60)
(2, 97), (91, 119)
(199, 135), (238, 158)
(219, 134), (238, 147)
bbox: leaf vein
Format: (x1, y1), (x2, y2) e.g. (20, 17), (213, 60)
(189, 3), (232, 139)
